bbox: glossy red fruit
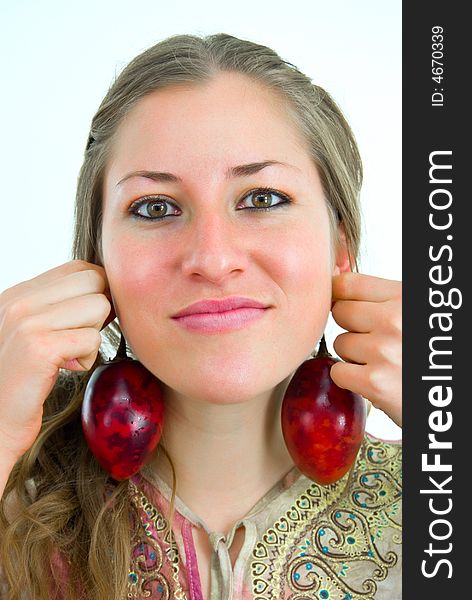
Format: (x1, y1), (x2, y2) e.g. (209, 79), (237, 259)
(281, 336), (366, 485)
(81, 335), (165, 481)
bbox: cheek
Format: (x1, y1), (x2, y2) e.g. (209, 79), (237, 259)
(253, 221), (334, 366)
(272, 224), (334, 313)
(102, 235), (174, 326)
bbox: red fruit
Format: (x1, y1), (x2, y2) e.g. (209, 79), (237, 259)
(281, 336), (366, 485)
(81, 335), (165, 480)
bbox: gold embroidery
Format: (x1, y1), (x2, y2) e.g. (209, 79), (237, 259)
(251, 435), (402, 599)
(127, 481), (188, 599)
(124, 436), (401, 599)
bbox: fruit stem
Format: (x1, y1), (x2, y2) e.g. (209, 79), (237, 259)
(114, 332), (128, 361)
(317, 334), (332, 358)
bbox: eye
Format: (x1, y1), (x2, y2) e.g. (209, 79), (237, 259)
(236, 187), (292, 212)
(129, 197), (181, 220)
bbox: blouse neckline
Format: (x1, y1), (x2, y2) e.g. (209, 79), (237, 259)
(137, 461), (305, 536)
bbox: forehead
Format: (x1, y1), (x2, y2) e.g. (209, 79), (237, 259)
(106, 72), (315, 179)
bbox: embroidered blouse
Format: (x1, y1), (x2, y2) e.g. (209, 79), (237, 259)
(127, 432), (402, 599)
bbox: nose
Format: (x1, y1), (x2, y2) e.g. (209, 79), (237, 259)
(180, 212), (249, 283)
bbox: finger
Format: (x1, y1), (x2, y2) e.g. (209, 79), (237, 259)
(39, 293), (112, 331)
(334, 331), (401, 371)
(51, 327), (102, 371)
(21, 269), (108, 312)
(60, 358), (87, 371)
(330, 361), (402, 426)
(329, 361), (369, 398)
(29, 260), (106, 286)
(333, 332), (372, 365)
(2, 260), (108, 301)
(332, 272), (401, 302)
(331, 299), (383, 333)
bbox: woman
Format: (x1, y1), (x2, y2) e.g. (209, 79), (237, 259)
(0, 33), (401, 599)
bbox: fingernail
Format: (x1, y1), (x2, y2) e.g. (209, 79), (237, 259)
(61, 359), (84, 371)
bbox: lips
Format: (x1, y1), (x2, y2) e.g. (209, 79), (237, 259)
(172, 296), (269, 318)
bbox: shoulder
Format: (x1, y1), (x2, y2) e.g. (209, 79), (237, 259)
(354, 431), (402, 483)
(249, 433), (403, 598)
(357, 431), (402, 466)
(345, 432), (402, 511)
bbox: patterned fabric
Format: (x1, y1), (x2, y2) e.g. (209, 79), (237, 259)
(127, 433), (402, 599)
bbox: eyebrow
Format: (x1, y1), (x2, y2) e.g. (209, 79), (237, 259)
(116, 160), (299, 187)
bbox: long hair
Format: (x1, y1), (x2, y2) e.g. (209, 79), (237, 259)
(0, 32), (362, 599)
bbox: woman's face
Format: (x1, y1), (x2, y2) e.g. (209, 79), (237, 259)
(101, 72), (348, 404)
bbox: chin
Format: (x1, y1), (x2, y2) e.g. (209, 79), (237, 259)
(159, 354), (299, 407)
(163, 372), (270, 405)
(129, 327), (321, 403)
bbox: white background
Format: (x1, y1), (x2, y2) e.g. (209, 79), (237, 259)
(0, 0), (402, 439)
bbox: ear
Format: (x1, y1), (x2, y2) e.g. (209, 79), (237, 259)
(332, 225), (352, 275)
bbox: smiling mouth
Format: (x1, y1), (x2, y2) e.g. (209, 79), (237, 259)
(172, 306), (270, 334)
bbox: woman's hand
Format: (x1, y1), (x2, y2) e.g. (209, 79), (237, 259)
(0, 260), (115, 464)
(330, 272), (402, 427)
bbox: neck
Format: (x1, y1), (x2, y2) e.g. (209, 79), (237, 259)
(148, 376), (296, 532)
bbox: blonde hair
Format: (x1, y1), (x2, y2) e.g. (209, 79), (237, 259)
(0, 32), (362, 599)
